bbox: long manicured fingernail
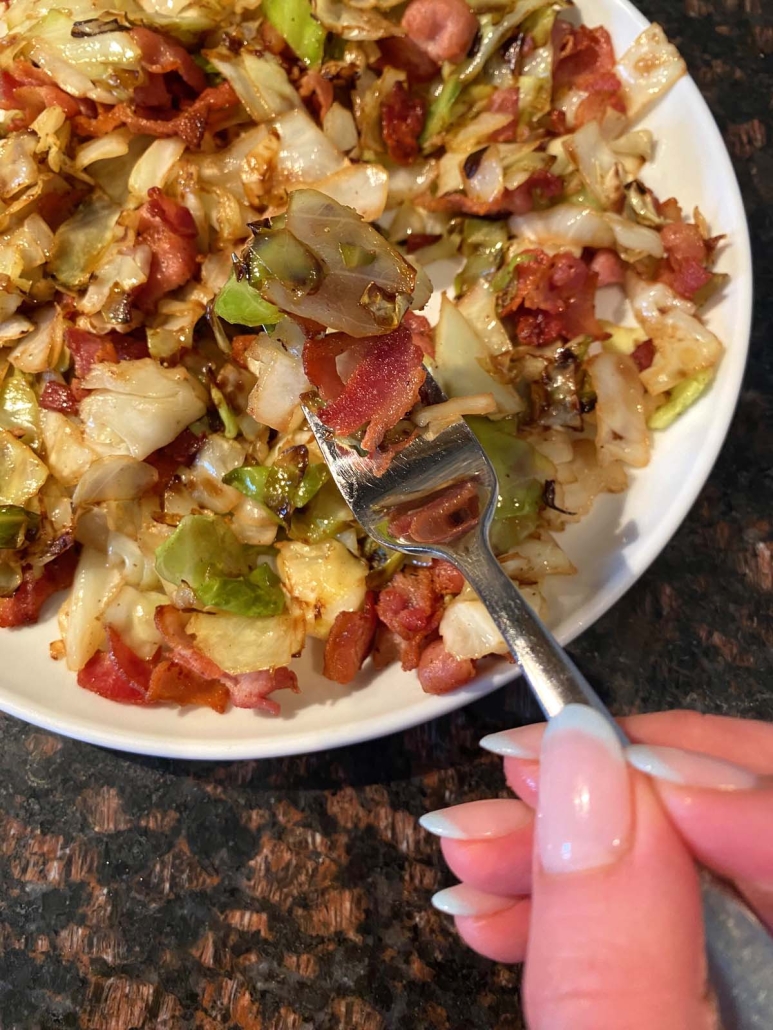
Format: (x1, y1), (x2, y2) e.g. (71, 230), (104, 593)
(431, 884), (515, 917)
(419, 799), (530, 840)
(538, 704), (632, 875)
(479, 723), (544, 757)
(627, 745), (758, 791)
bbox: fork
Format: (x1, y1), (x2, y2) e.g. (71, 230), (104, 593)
(302, 372), (773, 1029)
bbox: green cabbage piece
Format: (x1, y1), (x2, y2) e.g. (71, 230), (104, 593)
(155, 514), (285, 617)
(647, 369), (714, 430)
(466, 416), (546, 519)
(0, 368), (40, 448)
(262, 0), (326, 67)
(0, 430), (48, 507)
(214, 272), (281, 327)
(0, 505), (39, 549)
(224, 455), (329, 521)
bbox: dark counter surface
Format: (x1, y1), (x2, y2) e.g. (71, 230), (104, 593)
(1, 1), (772, 1026)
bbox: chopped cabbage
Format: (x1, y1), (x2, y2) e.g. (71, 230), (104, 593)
(0, 430), (48, 506)
(187, 609), (306, 673)
(276, 539), (367, 639)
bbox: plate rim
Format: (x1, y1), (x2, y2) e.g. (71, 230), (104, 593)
(0, 0), (753, 760)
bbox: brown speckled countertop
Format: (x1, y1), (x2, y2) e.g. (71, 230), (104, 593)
(1, 2), (772, 1027)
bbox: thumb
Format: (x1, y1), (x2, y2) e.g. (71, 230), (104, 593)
(524, 705), (714, 1030)
(627, 744), (773, 929)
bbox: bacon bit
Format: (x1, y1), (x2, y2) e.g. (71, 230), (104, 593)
(231, 333), (259, 369)
(40, 381), (79, 415)
(228, 667), (299, 714)
(376, 37), (440, 84)
(130, 27), (207, 93)
(388, 480), (480, 544)
(488, 87), (520, 143)
(323, 593), (378, 684)
(402, 0), (479, 65)
(66, 327), (118, 378)
(417, 638), (476, 694)
(546, 108), (567, 135)
(499, 250), (602, 346)
(403, 310), (434, 357)
(305, 324), (426, 452)
(553, 26), (625, 124)
(133, 188), (198, 313)
(73, 81), (239, 150)
(147, 658), (229, 713)
(113, 335), (150, 362)
(431, 560), (465, 595)
(298, 70), (334, 121)
(589, 248), (626, 286)
(0, 549), (79, 629)
(657, 221), (713, 299)
(0, 63), (92, 128)
(658, 197), (683, 222)
(260, 19), (289, 56)
(146, 427), (204, 489)
(631, 339), (655, 372)
(134, 73), (170, 110)
(375, 562), (457, 670)
(78, 653), (149, 704)
(404, 234), (442, 255)
(381, 82), (426, 166)
(419, 169), (563, 217)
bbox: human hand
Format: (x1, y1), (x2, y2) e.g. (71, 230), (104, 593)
(420, 707), (773, 1030)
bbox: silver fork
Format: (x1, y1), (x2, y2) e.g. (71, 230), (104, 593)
(302, 375), (773, 1028)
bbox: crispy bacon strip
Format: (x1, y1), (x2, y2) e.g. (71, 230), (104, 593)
(66, 328), (119, 378)
(631, 338), (655, 372)
(417, 638), (476, 694)
(0, 63), (92, 128)
(305, 325), (426, 452)
(419, 170), (563, 218)
(402, 0), (479, 65)
(381, 82), (426, 166)
(323, 593), (378, 684)
(488, 87), (520, 143)
(147, 659), (229, 713)
(133, 188), (198, 312)
(553, 25), (625, 126)
(657, 221), (713, 299)
(40, 381), (79, 415)
(130, 27), (207, 93)
(0, 550), (78, 629)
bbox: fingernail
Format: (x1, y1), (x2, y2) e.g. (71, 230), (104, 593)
(627, 745), (758, 791)
(431, 884), (515, 917)
(479, 723), (544, 757)
(419, 799), (530, 840)
(538, 704), (632, 875)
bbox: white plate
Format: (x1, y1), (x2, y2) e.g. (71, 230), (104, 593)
(0, 0), (752, 759)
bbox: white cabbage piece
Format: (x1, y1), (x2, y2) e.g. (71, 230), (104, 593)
(79, 359), (208, 460)
(587, 352), (651, 468)
(182, 434), (246, 515)
(303, 162), (390, 221)
(498, 530), (577, 583)
(616, 24), (687, 120)
(276, 540), (368, 640)
(322, 102), (359, 152)
(8, 305), (64, 374)
(186, 609), (306, 674)
(246, 337), (310, 433)
(62, 546), (124, 671)
(104, 585), (167, 659)
(273, 108), (348, 185)
(40, 410), (99, 488)
(457, 281), (512, 356)
(548, 438), (628, 523)
(128, 137), (187, 198)
(563, 120), (625, 210)
(73, 456), (159, 506)
(433, 296), (523, 415)
(440, 595), (509, 661)
(626, 275), (724, 395)
(0, 429), (48, 505)
(209, 51), (303, 124)
(508, 204), (662, 259)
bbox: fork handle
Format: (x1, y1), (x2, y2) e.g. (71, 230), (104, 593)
(452, 541), (773, 1029)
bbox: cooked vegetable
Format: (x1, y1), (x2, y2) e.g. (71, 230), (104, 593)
(0, 0), (723, 714)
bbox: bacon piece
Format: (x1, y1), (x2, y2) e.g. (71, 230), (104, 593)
(388, 481), (480, 544)
(402, 0), (479, 65)
(298, 70), (334, 121)
(73, 81), (238, 150)
(403, 310), (434, 357)
(488, 87), (520, 143)
(381, 82), (426, 166)
(133, 188), (198, 312)
(130, 27), (207, 93)
(154, 606), (297, 714)
(553, 26), (625, 125)
(133, 73), (171, 110)
(78, 652), (149, 705)
(305, 325), (426, 452)
(371, 623), (403, 670)
(419, 169), (563, 217)
(66, 327), (118, 378)
(504, 169), (564, 216)
(657, 221), (713, 299)
(0, 549), (78, 629)
(431, 560), (465, 595)
(225, 668), (298, 714)
(499, 249), (602, 346)
(323, 594), (378, 684)
(40, 381), (79, 415)
(146, 428), (204, 489)
(0, 63), (88, 128)
(375, 563), (455, 670)
(147, 658), (229, 713)
(589, 248), (625, 286)
(631, 339), (655, 372)
(377, 37), (439, 84)
(113, 335), (150, 362)
(417, 638), (476, 694)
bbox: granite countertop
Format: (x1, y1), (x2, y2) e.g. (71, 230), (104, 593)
(1, 2), (772, 1027)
